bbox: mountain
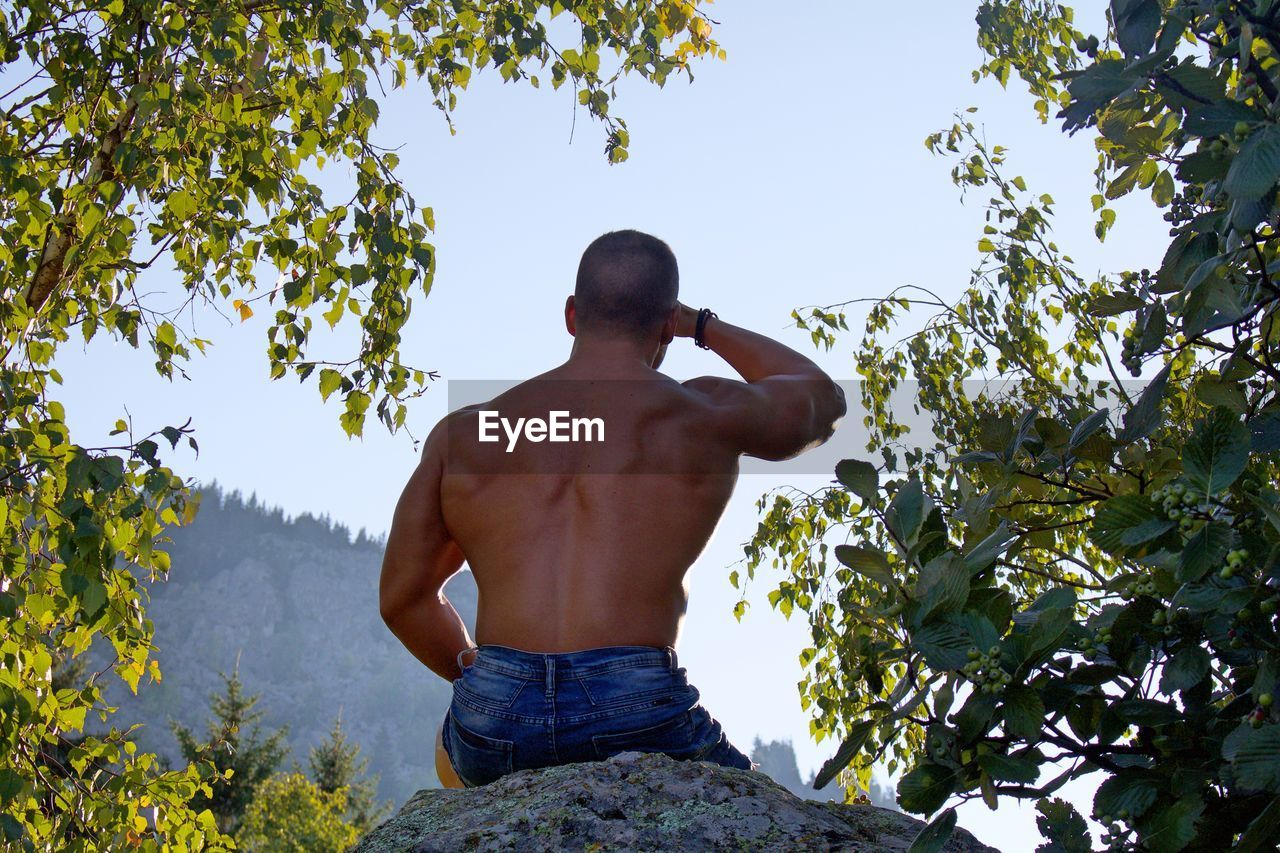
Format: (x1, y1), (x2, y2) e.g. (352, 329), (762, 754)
(86, 484), (477, 810)
(84, 485), (882, 811)
(749, 737), (897, 809)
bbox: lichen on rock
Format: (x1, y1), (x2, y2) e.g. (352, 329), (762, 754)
(349, 751), (997, 852)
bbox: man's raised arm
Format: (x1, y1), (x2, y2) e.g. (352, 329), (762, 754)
(379, 418), (473, 682)
(677, 303), (846, 460)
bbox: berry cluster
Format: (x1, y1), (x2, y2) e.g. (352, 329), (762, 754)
(962, 645), (1011, 693)
(1162, 186), (1201, 226)
(1121, 325), (1144, 376)
(1120, 575), (1156, 600)
(1080, 627), (1113, 661)
(1150, 607), (1178, 637)
(1247, 692), (1274, 729)
(1204, 121), (1256, 166)
(1152, 482), (1207, 533)
(1097, 810), (1134, 850)
(1219, 548), (1248, 580)
(1074, 35), (1100, 57)
(1236, 72), (1263, 104)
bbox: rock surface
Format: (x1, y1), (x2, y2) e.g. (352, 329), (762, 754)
(350, 752), (998, 852)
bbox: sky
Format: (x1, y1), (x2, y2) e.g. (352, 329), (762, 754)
(47, 1), (1176, 848)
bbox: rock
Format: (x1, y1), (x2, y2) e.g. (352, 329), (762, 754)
(350, 752), (997, 852)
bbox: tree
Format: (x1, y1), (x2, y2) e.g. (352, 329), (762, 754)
(307, 708), (388, 836)
(747, 1), (1280, 849)
(0, 0), (721, 845)
(170, 661), (291, 834)
(235, 772), (359, 853)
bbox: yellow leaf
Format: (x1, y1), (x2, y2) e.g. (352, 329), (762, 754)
(233, 299), (253, 321)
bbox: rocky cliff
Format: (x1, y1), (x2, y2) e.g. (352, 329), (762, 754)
(351, 752), (996, 852)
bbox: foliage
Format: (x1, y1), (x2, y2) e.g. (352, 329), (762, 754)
(307, 710), (387, 836)
(747, 1), (1280, 849)
(0, 0), (720, 846)
(170, 663), (291, 834)
(235, 772), (358, 853)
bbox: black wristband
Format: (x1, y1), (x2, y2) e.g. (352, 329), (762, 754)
(694, 308), (717, 350)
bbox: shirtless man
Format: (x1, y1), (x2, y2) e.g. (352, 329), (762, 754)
(379, 230), (845, 788)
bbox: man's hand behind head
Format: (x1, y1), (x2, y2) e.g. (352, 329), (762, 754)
(673, 303), (699, 339)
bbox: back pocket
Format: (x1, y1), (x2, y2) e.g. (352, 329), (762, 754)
(455, 663), (529, 710)
(591, 710), (696, 761)
(447, 709), (514, 787)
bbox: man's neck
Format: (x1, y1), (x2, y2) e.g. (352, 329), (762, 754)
(564, 336), (659, 374)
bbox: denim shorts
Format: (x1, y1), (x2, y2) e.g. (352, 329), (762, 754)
(441, 644), (755, 787)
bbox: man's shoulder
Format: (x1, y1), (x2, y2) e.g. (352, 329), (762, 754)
(678, 374), (754, 408)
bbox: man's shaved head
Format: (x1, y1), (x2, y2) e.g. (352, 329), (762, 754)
(574, 230), (679, 340)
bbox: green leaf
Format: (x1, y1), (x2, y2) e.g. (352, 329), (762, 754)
(1183, 407), (1249, 495)
(0, 770), (24, 806)
(0, 815), (22, 843)
(1160, 646), (1210, 693)
(80, 579), (107, 620)
(813, 719), (874, 790)
(156, 321), (177, 349)
(318, 369), (343, 402)
(897, 762), (957, 815)
(1093, 772), (1159, 822)
(1177, 521), (1234, 583)
(1060, 60), (1136, 131)
(1156, 231), (1217, 294)
(1087, 292), (1145, 316)
(907, 806), (957, 853)
(1001, 686), (1046, 741)
(1034, 798), (1091, 853)
(1067, 408), (1110, 452)
(1089, 495), (1173, 556)
(955, 690), (998, 743)
(1249, 411), (1280, 452)
(1115, 699), (1180, 727)
(912, 621), (972, 670)
(1226, 725), (1280, 791)
(977, 752), (1039, 783)
(1196, 376), (1247, 413)
(1249, 492), (1280, 536)
(915, 553), (970, 625)
(1112, 0), (1160, 57)
(1236, 794), (1280, 853)
(962, 521), (1014, 572)
(1117, 363), (1170, 444)
(886, 479), (925, 545)
(835, 459), (879, 503)
(1224, 124), (1280, 201)
(1183, 101), (1264, 138)
(834, 545), (893, 586)
(1140, 797), (1204, 852)
(167, 189), (197, 220)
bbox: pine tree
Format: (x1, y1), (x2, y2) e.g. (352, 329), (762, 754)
(169, 655), (290, 834)
(307, 708), (390, 835)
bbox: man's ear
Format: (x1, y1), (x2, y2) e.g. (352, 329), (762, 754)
(565, 295), (577, 337)
(658, 303), (678, 345)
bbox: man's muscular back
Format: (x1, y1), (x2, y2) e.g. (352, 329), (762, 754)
(439, 361), (744, 653)
(379, 231), (845, 683)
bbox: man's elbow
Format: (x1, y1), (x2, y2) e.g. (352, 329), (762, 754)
(808, 376), (846, 445)
(379, 595), (403, 628)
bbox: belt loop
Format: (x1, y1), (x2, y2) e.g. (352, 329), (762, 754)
(545, 655), (555, 698)
(456, 646), (478, 673)
(667, 645), (678, 672)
